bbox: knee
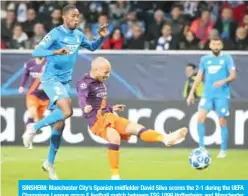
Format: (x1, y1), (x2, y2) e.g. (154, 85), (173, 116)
(110, 137), (121, 145)
(197, 115), (206, 124)
(53, 121), (65, 131)
(125, 123), (144, 135)
(62, 108), (73, 119)
(106, 128), (121, 145)
(219, 118), (227, 127)
(57, 99), (73, 119)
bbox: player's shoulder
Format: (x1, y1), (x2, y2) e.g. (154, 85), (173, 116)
(202, 54), (212, 59)
(222, 53), (233, 60)
(24, 58), (35, 68)
(77, 73), (94, 90)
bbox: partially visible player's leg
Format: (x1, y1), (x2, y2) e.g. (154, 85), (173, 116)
(25, 95), (41, 149)
(106, 127), (121, 180)
(197, 110), (208, 149)
(215, 98), (229, 158)
(29, 106), (40, 122)
(43, 120), (65, 180)
(26, 95), (40, 125)
(197, 98), (213, 149)
(218, 117), (228, 157)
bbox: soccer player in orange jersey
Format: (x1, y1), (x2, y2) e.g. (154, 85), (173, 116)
(19, 57), (49, 148)
(76, 57), (188, 180)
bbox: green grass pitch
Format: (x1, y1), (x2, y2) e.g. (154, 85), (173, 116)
(1, 147), (248, 196)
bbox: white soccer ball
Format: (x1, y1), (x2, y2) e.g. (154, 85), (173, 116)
(189, 148), (211, 170)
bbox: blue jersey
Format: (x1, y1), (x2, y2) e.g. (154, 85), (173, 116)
(32, 25), (104, 83)
(199, 53), (235, 99)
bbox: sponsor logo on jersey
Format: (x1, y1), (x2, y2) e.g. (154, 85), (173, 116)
(96, 91), (107, 98)
(207, 65), (222, 74)
(30, 72), (42, 78)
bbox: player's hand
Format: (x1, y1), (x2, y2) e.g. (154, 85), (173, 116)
(214, 80), (226, 88)
(19, 86), (25, 94)
(54, 48), (70, 55)
(84, 105), (92, 113)
(98, 23), (109, 37)
(113, 104), (126, 112)
(187, 94), (195, 106)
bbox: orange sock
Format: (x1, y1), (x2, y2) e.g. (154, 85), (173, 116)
(138, 128), (164, 142)
(108, 144), (120, 176)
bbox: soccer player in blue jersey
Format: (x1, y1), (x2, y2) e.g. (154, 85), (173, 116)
(22, 5), (108, 179)
(187, 38), (236, 158)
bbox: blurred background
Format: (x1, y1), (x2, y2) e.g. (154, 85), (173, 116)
(1, 0), (248, 50)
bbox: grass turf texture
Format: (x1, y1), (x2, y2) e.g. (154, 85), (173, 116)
(1, 147), (248, 196)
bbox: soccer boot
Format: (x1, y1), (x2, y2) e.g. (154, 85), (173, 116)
(217, 150), (227, 158)
(163, 127), (188, 147)
(111, 175), (121, 180)
(42, 160), (58, 180)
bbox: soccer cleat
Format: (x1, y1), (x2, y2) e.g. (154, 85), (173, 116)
(217, 151), (226, 158)
(42, 160), (58, 180)
(163, 127), (188, 147)
(22, 123), (36, 148)
(111, 175), (121, 180)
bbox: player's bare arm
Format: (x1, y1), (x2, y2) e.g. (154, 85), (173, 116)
(187, 71), (204, 105)
(53, 48), (70, 55)
(214, 69), (237, 88)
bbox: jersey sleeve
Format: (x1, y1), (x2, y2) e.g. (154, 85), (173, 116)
(80, 33), (105, 51)
(77, 81), (89, 109)
(32, 28), (58, 57)
(199, 56), (206, 72)
(226, 55), (236, 71)
(106, 100), (113, 112)
(20, 62), (30, 87)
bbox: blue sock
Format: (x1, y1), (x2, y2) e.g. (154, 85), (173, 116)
(220, 125), (228, 151)
(34, 109), (64, 131)
(198, 123), (205, 148)
(48, 129), (62, 164)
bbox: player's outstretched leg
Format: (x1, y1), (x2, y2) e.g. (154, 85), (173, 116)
(106, 127), (121, 180)
(23, 99), (72, 148)
(217, 117), (228, 158)
(42, 120), (65, 180)
(125, 123), (188, 147)
(197, 110), (208, 149)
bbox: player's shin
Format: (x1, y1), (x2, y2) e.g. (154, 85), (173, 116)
(48, 129), (63, 164)
(198, 123), (205, 148)
(220, 125), (228, 151)
(108, 144), (120, 178)
(137, 128), (164, 142)
(34, 108), (64, 131)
